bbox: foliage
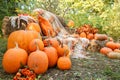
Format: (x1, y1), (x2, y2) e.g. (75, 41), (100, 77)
(0, 0), (120, 39)
(102, 3), (120, 40)
(0, 0), (18, 36)
(16, 0), (60, 15)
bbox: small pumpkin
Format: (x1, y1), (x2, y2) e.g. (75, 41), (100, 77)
(114, 49), (120, 53)
(26, 23), (41, 33)
(115, 43), (120, 49)
(44, 45), (58, 68)
(43, 38), (59, 49)
(107, 51), (120, 59)
(106, 42), (117, 50)
(67, 20), (74, 28)
(27, 43), (48, 74)
(57, 42), (69, 57)
(79, 32), (86, 38)
(28, 39), (44, 52)
(86, 33), (94, 40)
(57, 56), (71, 70)
(7, 30), (41, 52)
(100, 47), (112, 55)
(2, 43), (28, 73)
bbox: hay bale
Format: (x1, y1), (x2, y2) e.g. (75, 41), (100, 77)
(2, 16), (36, 37)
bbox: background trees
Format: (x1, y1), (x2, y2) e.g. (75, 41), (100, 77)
(0, 0), (120, 39)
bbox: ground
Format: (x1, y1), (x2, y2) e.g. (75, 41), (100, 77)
(0, 38), (120, 80)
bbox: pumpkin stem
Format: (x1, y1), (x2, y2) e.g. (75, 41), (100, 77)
(34, 40), (39, 51)
(47, 40), (51, 47)
(64, 49), (69, 57)
(61, 40), (64, 48)
(15, 42), (19, 49)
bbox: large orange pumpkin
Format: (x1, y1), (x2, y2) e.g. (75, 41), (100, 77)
(100, 47), (112, 55)
(57, 56), (71, 70)
(7, 30), (41, 52)
(28, 39), (44, 52)
(27, 46), (48, 74)
(44, 46), (58, 68)
(2, 43), (28, 73)
(26, 23), (41, 33)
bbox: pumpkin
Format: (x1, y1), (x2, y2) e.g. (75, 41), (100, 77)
(106, 42), (117, 50)
(26, 23), (41, 33)
(27, 44), (48, 74)
(67, 20), (74, 28)
(86, 33), (94, 40)
(38, 15), (56, 37)
(115, 43), (120, 49)
(107, 51), (120, 59)
(43, 38), (59, 49)
(57, 43), (69, 57)
(79, 32), (86, 38)
(28, 39), (44, 52)
(100, 47), (112, 55)
(114, 49), (120, 53)
(2, 43), (28, 73)
(57, 56), (71, 70)
(7, 30), (41, 52)
(94, 34), (108, 41)
(44, 46), (58, 68)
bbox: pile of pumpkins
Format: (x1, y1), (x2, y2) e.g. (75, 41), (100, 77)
(2, 23), (72, 79)
(76, 24), (98, 40)
(100, 40), (120, 59)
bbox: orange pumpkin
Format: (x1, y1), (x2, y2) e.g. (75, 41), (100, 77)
(79, 32), (86, 38)
(7, 30), (41, 52)
(44, 46), (58, 68)
(28, 39), (44, 52)
(100, 47), (112, 55)
(2, 43), (28, 73)
(106, 42), (117, 50)
(114, 49), (120, 53)
(57, 56), (71, 70)
(43, 38), (59, 49)
(67, 20), (74, 28)
(115, 43), (120, 49)
(86, 33), (94, 40)
(26, 23), (41, 33)
(27, 45), (48, 74)
(57, 43), (69, 57)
